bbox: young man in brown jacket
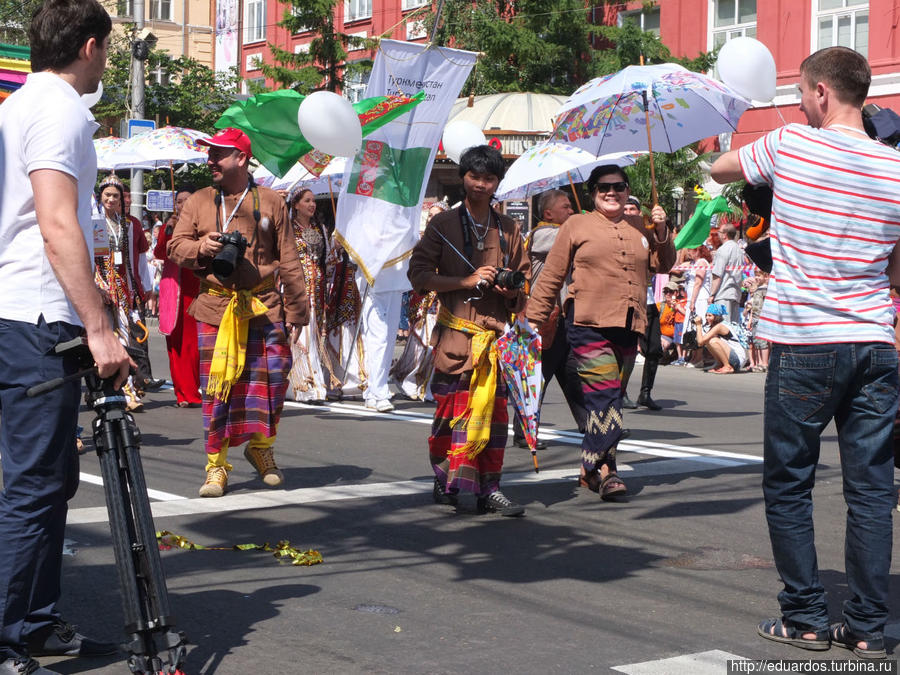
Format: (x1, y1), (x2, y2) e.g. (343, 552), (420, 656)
(408, 145), (530, 516)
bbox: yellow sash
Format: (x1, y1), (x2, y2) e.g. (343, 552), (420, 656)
(437, 306), (500, 459)
(202, 277), (275, 402)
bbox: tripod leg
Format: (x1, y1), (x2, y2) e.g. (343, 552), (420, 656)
(114, 413), (188, 674)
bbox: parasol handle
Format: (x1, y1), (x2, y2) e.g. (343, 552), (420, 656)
(566, 172), (582, 212)
(532, 453), (539, 473)
(169, 160), (175, 197)
(641, 89), (659, 223)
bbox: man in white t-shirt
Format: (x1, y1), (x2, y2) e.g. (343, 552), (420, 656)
(711, 47), (900, 659)
(0, 2), (130, 674)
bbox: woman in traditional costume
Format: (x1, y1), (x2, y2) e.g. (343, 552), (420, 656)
(287, 188), (334, 402)
(155, 186), (202, 407)
(94, 174), (150, 412)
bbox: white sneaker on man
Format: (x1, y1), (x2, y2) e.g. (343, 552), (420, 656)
(365, 398), (395, 412)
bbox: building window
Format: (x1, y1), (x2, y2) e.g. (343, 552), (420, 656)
(814, 0), (868, 56)
(116, 0), (133, 18)
(149, 62), (170, 86)
(344, 67), (369, 104)
(345, 0), (373, 22)
(242, 77), (266, 96)
(244, 0), (266, 43)
(402, 0), (429, 9)
(406, 19), (427, 40)
(618, 7), (661, 36)
(710, 0), (757, 49)
(149, 0), (172, 21)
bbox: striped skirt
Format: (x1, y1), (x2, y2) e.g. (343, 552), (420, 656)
(565, 313), (637, 473)
(429, 370), (508, 497)
(198, 320), (292, 454)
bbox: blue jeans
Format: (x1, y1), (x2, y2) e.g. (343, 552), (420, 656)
(0, 317), (82, 660)
(763, 341), (897, 638)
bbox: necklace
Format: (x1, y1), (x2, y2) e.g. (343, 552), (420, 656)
(826, 124), (870, 138)
(465, 206), (490, 251)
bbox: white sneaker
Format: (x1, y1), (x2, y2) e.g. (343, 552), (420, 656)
(376, 399), (395, 412)
(365, 399), (378, 410)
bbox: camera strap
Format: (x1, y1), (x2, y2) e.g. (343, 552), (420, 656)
(216, 185), (250, 234)
(459, 207), (507, 267)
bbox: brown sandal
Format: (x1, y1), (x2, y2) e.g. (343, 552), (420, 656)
(578, 470), (601, 493)
(600, 473), (627, 500)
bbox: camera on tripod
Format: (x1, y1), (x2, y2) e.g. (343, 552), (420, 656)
(493, 267), (526, 290)
(211, 230), (248, 282)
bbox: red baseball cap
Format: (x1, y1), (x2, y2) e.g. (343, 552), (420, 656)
(199, 127), (252, 157)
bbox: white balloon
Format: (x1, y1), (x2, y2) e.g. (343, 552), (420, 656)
(442, 120), (486, 164)
(717, 37), (776, 102)
(81, 81), (104, 108)
(297, 91), (362, 157)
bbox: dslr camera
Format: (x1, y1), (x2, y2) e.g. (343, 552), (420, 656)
(493, 267), (526, 290)
(212, 230), (248, 282)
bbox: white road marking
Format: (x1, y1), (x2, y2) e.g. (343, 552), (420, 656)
(78, 472), (183, 502)
(67, 399), (762, 524)
(611, 650), (747, 674)
(287, 400), (764, 464)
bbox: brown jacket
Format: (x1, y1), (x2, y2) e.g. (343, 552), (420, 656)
(525, 211), (675, 335)
(408, 207), (529, 375)
(167, 183), (308, 328)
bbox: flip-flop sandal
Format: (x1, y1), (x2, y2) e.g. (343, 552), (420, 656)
(830, 622), (887, 659)
(757, 618), (829, 651)
(600, 473), (627, 501)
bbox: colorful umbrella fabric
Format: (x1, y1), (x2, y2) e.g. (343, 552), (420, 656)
(253, 157), (347, 194)
(495, 142), (641, 201)
(93, 136), (153, 171)
(216, 90), (426, 178)
(549, 63), (751, 156)
(106, 126), (210, 169)
(496, 318), (543, 472)
(0, 43), (30, 103)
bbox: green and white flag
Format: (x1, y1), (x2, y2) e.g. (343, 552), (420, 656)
(335, 39), (477, 286)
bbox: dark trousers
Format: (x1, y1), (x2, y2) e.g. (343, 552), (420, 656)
(0, 317), (82, 660)
(514, 314), (588, 442)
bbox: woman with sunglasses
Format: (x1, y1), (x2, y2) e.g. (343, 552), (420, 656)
(525, 165), (675, 500)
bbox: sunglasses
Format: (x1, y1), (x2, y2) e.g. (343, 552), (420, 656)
(594, 181), (628, 193)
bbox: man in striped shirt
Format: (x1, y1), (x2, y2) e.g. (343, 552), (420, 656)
(711, 46), (900, 659)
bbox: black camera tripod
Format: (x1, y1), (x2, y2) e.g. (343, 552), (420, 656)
(26, 337), (188, 675)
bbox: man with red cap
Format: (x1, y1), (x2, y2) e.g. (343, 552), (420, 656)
(168, 128), (308, 497)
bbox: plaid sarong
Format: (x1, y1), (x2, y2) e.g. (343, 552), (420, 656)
(566, 314), (637, 473)
(199, 320), (292, 453)
(428, 371), (508, 498)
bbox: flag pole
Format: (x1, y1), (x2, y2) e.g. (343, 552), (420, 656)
(566, 171), (582, 212)
(641, 89), (659, 210)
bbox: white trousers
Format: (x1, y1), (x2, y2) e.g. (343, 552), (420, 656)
(360, 289), (403, 401)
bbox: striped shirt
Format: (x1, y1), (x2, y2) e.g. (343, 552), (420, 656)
(739, 123), (900, 345)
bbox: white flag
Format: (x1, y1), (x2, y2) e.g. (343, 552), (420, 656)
(335, 39), (477, 286)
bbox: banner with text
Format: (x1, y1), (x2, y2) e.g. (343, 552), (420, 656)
(335, 39), (477, 286)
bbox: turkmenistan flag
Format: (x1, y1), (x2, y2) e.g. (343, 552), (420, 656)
(344, 142), (431, 208)
(335, 40), (477, 286)
(215, 90), (425, 178)
(674, 195), (731, 250)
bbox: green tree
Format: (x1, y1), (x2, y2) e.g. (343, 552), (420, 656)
(257, 0), (373, 94)
(424, 0), (599, 95)
(0, 0), (41, 45)
(624, 149), (709, 218)
(93, 32), (241, 136)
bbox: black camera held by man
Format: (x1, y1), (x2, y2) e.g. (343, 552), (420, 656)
(493, 267), (526, 290)
(212, 230), (248, 281)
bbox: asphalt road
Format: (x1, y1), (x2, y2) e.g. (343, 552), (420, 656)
(5, 333), (900, 674)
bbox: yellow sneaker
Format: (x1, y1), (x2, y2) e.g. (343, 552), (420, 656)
(243, 446), (284, 487)
(198, 466), (228, 498)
